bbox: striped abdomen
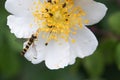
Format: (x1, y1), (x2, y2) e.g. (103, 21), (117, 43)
(21, 34), (37, 55)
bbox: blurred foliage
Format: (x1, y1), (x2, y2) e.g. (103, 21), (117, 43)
(108, 12), (120, 34)
(116, 43), (120, 70)
(0, 0), (120, 80)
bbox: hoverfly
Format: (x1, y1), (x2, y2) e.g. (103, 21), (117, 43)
(21, 33), (49, 55)
(21, 34), (37, 55)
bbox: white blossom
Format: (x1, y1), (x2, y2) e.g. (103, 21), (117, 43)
(5, 0), (107, 69)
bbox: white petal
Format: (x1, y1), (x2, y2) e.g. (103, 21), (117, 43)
(35, 35), (70, 69)
(45, 40), (70, 69)
(24, 33), (71, 69)
(7, 15), (39, 38)
(5, 0), (42, 17)
(24, 41), (44, 64)
(35, 34), (78, 69)
(68, 52), (76, 65)
(24, 35), (72, 69)
(74, 0), (107, 25)
(69, 25), (98, 58)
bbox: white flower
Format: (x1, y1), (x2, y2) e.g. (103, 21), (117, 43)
(5, 0), (107, 69)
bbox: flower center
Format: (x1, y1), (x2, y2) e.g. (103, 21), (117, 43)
(32, 0), (88, 42)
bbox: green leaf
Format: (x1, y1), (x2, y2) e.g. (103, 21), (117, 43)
(0, 32), (21, 78)
(115, 43), (120, 70)
(99, 38), (117, 64)
(21, 63), (81, 80)
(0, 46), (21, 78)
(6, 33), (23, 51)
(0, 37), (21, 78)
(108, 12), (120, 34)
(83, 50), (105, 78)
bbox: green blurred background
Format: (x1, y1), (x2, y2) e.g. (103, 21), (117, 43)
(0, 0), (120, 80)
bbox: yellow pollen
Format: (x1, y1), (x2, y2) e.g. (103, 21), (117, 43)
(71, 39), (76, 43)
(32, 0), (88, 43)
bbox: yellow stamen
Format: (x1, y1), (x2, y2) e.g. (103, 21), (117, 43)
(71, 39), (76, 43)
(32, 0), (88, 43)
